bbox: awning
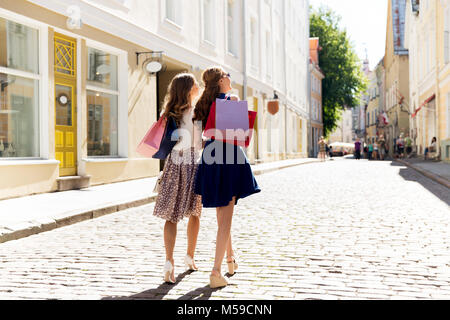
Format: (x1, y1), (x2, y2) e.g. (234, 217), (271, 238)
(412, 94), (435, 118)
(329, 142), (355, 149)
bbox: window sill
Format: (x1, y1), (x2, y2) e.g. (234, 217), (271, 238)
(226, 51), (239, 59)
(82, 157), (128, 163)
(0, 159), (59, 166)
(162, 18), (183, 32)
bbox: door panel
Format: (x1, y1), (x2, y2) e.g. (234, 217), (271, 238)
(54, 33), (77, 177)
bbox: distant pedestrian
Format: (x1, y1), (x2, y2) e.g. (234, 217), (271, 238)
(318, 136), (326, 162)
(354, 139), (361, 160)
(329, 146), (333, 158)
(377, 135), (386, 160)
(373, 142), (379, 160)
(396, 134), (405, 158)
(405, 134), (413, 157)
(368, 142), (373, 160)
(424, 137), (437, 160)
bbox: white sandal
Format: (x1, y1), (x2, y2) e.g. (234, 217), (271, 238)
(163, 260), (175, 284)
(184, 254), (198, 271)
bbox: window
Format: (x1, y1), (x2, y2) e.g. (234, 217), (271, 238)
(87, 47), (119, 157)
(0, 17), (40, 158)
(250, 18), (259, 70)
(266, 31), (272, 79)
(227, 0), (238, 56)
(165, 0), (182, 26)
(203, 0), (215, 44)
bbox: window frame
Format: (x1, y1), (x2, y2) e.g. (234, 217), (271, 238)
(201, 0), (217, 47)
(85, 39), (128, 159)
(0, 8), (49, 161)
(161, 0), (183, 31)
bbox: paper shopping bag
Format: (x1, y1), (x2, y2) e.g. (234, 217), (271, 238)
(152, 116), (179, 160)
(136, 116), (167, 157)
(215, 99), (249, 140)
(204, 101), (256, 148)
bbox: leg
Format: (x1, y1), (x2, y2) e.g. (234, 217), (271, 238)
(212, 197), (235, 276)
(186, 215), (200, 265)
(226, 233), (234, 262)
(164, 220), (177, 281)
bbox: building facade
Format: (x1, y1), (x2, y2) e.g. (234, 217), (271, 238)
(366, 70), (379, 144)
(405, 0), (450, 162)
(384, 0), (410, 157)
(0, 0), (311, 200)
(309, 37), (324, 157)
(328, 108), (353, 144)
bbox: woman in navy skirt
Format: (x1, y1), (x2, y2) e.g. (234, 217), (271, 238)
(193, 67), (261, 288)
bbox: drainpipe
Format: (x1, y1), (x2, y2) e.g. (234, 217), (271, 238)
(282, 0), (287, 159)
(242, 0), (248, 100)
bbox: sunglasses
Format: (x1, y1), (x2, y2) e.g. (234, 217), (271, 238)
(222, 73), (231, 78)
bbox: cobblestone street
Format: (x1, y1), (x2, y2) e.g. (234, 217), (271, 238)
(0, 158), (449, 300)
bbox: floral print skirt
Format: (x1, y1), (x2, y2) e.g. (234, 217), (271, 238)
(153, 148), (202, 223)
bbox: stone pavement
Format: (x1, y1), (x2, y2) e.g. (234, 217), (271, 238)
(0, 158), (319, 244)
(0, 157), (449, 300)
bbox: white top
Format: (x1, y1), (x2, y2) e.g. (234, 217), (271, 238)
(172, 107), (203, 153)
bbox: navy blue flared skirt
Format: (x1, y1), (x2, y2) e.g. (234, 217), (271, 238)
(194, 139), (261, 208)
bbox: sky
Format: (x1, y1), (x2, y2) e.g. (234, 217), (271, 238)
(309, 0), (388, 70)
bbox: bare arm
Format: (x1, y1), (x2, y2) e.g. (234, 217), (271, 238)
(229, 94), (240, 101)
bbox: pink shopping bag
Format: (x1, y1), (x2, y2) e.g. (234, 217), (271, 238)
(136, 116), (167, 157)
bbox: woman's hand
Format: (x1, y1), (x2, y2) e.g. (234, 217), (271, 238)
(229, 94), (240, 101)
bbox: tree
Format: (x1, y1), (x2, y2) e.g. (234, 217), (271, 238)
(310, 6), (367, 137)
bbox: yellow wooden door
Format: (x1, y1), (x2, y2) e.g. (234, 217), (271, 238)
(54, 33), (77, 176)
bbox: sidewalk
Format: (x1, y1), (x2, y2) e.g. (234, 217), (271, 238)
(396, 158), (450, 189)
(0, 157), (320, 244)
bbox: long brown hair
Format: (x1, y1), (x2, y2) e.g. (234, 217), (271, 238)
(161, 73), (197, 127)
(193, 66), (228, 129)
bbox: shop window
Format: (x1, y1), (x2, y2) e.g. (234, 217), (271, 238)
(0, 17), (40, 158)
(87, 47), (119, 157)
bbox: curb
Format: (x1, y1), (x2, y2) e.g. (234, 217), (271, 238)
(396, 159), (450, 189)
(0, 195), (157, 244)
(0, 159), (319, 244)
(252, 160), (320, 175)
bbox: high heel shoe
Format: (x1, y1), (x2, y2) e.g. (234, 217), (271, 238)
(163, 261), (175, 284)
(184, 254), (198, 271)
(209, 273), (228, 288)
(227, 256), (238, 275)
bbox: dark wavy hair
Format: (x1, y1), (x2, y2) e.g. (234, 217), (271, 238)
(193, 66), (228, 129)
(161, 73), (197, 127)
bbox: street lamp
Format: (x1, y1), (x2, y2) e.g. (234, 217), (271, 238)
(136, 51), (166, 75)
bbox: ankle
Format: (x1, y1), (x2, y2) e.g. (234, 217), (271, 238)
(211, 268), (221, 277)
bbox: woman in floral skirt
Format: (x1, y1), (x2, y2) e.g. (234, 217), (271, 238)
(153, 73), (203, 284)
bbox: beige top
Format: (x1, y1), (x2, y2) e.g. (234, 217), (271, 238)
(172, 107), (203, 155)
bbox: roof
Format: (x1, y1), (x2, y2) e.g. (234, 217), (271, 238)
(392, 0), (408, 55)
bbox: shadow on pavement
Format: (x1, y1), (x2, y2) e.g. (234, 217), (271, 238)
(101, 270), (194, 300)
(101, 271), (231, 300)
(391, 162), (450, 206)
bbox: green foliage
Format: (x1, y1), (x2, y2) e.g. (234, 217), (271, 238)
(310, 6), (368, 136)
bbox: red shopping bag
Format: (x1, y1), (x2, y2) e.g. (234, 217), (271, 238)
(136, 116), (167, 157)
(204, 101), (256, 148)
